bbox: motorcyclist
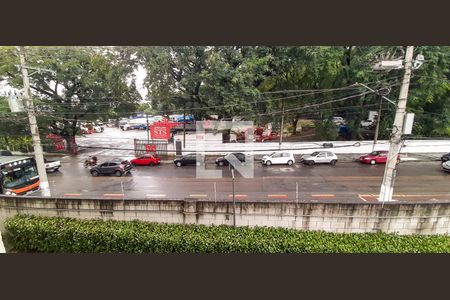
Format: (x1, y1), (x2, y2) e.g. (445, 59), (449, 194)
(84, 156), (98, 168)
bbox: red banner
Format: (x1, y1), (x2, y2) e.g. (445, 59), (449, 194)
(145, 144), (157, 152)
(150, 124), (170, 139)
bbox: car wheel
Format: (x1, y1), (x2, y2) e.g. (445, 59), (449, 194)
(219, 161), (224, 166)
(265, 160), (272, 166)
(287, 160), (293, 166)
(307, 160), (315, 166)
(114, 170), (123, 177)
(370, 160), (376, 165)
(176, 162), (182, 167)
(91, 170), (99, 177)
(330, 160), (337, 166)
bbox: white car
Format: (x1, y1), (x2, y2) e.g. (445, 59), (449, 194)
(301, 151), (338, 166)
(262, 152), (295, 166)
(93, 125), (104, 133)
(442, 161), (450, 173)
(360, 119), (376, 128)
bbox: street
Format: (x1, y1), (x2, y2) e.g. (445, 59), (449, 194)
(32, 153), (450, 202)
(24, 127), (449, 202)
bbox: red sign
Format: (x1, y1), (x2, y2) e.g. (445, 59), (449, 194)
(150, 124), (170, 139)
(145, 144), (157, 152)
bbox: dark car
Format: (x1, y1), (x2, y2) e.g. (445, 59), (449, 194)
(90, 158), (133, 177)
(174, 153), (202, 167)
(441, 153), (450, 162)
(215, 153), (246, 166)
(0, 150), (13, 156)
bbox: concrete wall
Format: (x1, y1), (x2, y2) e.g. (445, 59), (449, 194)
(1, 196), (450, 235)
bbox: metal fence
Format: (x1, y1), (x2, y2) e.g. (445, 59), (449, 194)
(134, 139), (168, 158)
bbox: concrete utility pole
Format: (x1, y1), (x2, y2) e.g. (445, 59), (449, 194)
(183, 101), (186, 149)
(18, 46), (51, 197)
(379, 46), (415, 204)
(278, 99), (285, 149)
(372, 94), (383, 152)
(231, 167), (236, 227)
(146, 114), (150, 144)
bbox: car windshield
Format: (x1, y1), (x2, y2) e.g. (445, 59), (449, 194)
(1, 165), (38, 189)
(269, 152), (276, 157)
(310, 152), (319, 156)
(369, 151), (379, 156)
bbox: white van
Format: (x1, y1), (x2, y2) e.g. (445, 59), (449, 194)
(262, 152), (295, 166)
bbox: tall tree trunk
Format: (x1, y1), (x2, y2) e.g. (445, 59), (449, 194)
(291, 118), (299, 135)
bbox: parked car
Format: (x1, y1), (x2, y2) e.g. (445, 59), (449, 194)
(44, 158), (61, 172)
(360, 119), (376, 128)
(90, 159), (133, 177)
(262, 152), (295, 166)
(359, 150), (400, 165)
(130, 154), (161, 166)
(441, 153), (450, 162)
(215, 152), (246, 166)
(442, 161), (450, 173)
(174, 153), (202, 167)
(93, 125), (104, 133)
(0, 150), (12, 156)
(301, 151), (338, 166)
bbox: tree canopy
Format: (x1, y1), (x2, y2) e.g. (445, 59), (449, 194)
(0, 46), (141, 148)
(1, 46), (449, 144)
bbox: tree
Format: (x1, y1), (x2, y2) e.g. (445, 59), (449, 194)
(0, 46), (141, 150)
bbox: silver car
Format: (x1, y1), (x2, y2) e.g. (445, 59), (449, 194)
(442, 161), (450, 173)
(301, 151), (338, 166)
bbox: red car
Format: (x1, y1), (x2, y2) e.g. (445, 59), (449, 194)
(130, 154), (161, 166)
(359, 150), (400, 165)
(254, 129), (280, 142)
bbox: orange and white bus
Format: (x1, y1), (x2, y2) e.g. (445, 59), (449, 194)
(0, 156), (40, 195)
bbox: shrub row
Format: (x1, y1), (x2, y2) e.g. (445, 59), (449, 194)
(4, 214), (450, 253)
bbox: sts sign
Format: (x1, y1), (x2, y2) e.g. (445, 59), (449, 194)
(150, 125), (170, 139)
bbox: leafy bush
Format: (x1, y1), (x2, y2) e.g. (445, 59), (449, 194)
(4, 214), (450, 253)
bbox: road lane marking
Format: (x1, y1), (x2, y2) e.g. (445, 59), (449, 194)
(358, 194), (368, 202)
(311, 194), (335, 197)
(228, 194), (248, 199)
(189, 194), (208, 198)
(267, 194), (288, 199)
(64, 193), (82, 197)
(103, 193), (124, 197)
(146, 194), (167, 198)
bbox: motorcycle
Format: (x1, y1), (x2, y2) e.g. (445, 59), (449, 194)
(84, 156), (98, 168)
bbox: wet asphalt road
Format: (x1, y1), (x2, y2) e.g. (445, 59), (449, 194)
(33, 156), (450, 202)
(27, 127), (450, 202)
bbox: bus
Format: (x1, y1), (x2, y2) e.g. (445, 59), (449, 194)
(0, 156), (40, 195)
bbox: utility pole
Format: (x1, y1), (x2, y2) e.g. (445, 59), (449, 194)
(146, 114), (150, 144)
(231, 167), (236, 227)
(18, 46), (51, 197)
(278, 99), (285, 149)
(183, 101), (186, 149)
(379, 46), (415, 204)
(372, 94), (383, 152)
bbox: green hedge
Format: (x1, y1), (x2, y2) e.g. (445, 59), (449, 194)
(4, 214), (450, 253)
